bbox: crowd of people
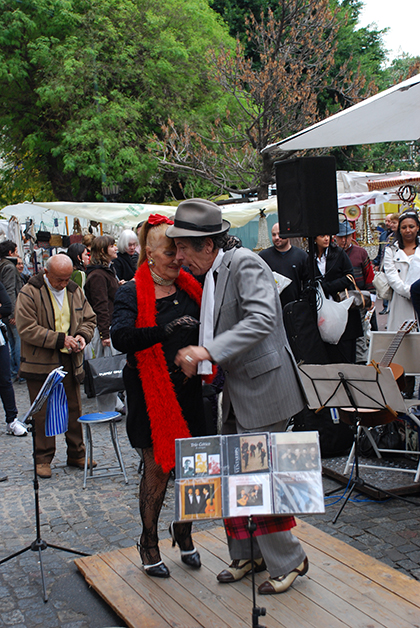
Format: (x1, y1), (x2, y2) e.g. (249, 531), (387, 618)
(1, 200), (420, 596)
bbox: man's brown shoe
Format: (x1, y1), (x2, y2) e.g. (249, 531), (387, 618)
(67, 457), (97, 469)
(258, 557), (309, 594)
(217, 557), (266, 583)
(36, 463), (52, 479)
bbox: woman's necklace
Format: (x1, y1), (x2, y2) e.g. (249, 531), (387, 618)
(150, 267), (175, 287)
(156, 284), (175, 296)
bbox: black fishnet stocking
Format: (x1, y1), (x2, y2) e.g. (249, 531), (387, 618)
(139, 447), (170, 565)
(138, 448), (195, 565)
(171, 521), (194, 552)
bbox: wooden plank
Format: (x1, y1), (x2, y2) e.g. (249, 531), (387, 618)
(205, 524), (420, 628)
(192, 529), (352, 628)
(76, 524), (420, 628)
(121, 546), (238, 628)
(303, 544), (420, 628)
(322, 463), (420, 497)
(158, 537), (290, 628)
(99, 547), (203, 628)
(76, 553), (170, 628)
(294, 519), (420, 607)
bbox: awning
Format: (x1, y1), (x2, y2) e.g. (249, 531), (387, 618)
(1, 198), (278, 230)
(262, 73), (420, 153)
(367, 174), (420, 191)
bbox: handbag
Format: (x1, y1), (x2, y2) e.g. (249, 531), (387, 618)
(336, 274), (372, 310)
(317, 283), (353, 345)
(49, 217), (63, 248)
(358, 420), (404, 458)
(84, 352), (126, 397)
(36, 221), (51, 247)
(69, 217), (83, 244)
(372, 271), (393, 300)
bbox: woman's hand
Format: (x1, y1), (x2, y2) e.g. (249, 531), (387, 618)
(164, 315), (199, 336)
(102, 338), (111, 347)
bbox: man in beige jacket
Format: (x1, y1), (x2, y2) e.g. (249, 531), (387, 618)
(15, 255), (96, 478)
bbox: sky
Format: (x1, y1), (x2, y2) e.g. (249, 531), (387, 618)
(357, 0), (420, 61)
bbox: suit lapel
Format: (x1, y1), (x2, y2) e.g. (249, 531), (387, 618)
(213, 248), (234, 329)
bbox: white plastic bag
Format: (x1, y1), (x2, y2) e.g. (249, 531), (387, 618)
(272, 271), (292, 295)
(317, 284), (353, 345)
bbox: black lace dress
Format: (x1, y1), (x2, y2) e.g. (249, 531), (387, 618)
(111, 281), (206, 449)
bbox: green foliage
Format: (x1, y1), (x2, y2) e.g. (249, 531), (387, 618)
(156, 0), (385, 199)
(0, 0), (234, 203)
(0, 151), (56, 207)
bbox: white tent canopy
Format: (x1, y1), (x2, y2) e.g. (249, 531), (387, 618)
(263, 73), (420, 153)
(0, 198), (278, 232)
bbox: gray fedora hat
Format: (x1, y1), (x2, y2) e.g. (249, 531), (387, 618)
(166, 198), (230, 238)
(336, 220), (355, 236)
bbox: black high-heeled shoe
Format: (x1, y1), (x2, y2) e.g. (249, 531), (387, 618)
(169, 522), (201, 569)
(137, 540), (170, 578)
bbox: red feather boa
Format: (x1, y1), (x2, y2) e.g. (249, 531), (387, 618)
(134, 262), (204, 472)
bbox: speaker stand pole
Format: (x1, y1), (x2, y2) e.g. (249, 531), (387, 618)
(307, 236), (318, 320)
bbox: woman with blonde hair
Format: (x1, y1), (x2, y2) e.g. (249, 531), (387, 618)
(111, 214), (207, 578)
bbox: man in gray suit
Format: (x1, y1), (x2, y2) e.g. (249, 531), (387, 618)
(168, 198), (309, 595)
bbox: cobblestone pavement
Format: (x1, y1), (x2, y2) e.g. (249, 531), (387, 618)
(1, 379), (420, 628)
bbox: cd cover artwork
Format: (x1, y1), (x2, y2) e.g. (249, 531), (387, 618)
(175, 436), (222, 479)
(225, 473), (272, 518)
(224, 433), (270, 475)
(271, 432), (321, 473)
(273, 471), (325, 514)
(175, 477), (222, 521)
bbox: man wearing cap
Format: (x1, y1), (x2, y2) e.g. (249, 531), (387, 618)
(167, 198), (308, 595)
(335, 220), (375, 363)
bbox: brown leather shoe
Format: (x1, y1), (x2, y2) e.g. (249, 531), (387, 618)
(217, 557), (266, 583)
(36, 463), (52, 479)
(258, 557), (309, 594)
(67, 457), (97, 469)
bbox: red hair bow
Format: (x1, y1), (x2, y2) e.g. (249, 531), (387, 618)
(147, 213), (174, 226)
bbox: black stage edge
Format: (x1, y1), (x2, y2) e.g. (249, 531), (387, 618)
(322, 456), (420, 499)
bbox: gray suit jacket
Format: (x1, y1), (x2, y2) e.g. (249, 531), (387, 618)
(206, 247), (306, 430)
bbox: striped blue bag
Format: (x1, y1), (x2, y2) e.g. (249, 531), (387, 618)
(45, 381), (69, 436)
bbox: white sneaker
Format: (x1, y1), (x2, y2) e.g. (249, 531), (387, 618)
(6, 419), (28, 437)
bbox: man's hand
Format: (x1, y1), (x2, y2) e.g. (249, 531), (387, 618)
(74, 335), (86, 352)
(175, 345), (212, 377)
(64, 335), (80, 352)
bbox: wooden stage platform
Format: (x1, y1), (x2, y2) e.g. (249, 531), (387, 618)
(75, 520), (420, 628)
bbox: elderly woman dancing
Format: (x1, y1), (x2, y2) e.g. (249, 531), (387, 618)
(111, 214), (207, 578)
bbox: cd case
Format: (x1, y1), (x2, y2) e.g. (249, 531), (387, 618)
(175, 435), (222, 479)
(271, 432), (324, 514)
(174, 431), (324, 521)
(223, 433), (270, 475)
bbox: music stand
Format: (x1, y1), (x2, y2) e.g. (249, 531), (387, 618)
(247, 516), (266, 628)
(0, 367), (90, 602)
(298, 363), (419, 523)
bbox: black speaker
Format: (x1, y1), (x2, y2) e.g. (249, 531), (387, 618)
(275, 156), (339, 238)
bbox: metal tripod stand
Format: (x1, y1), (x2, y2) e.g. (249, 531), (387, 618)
(0, 368), (90, 602)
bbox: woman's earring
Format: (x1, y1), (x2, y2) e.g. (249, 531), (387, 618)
(148, 258), (154, 266)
